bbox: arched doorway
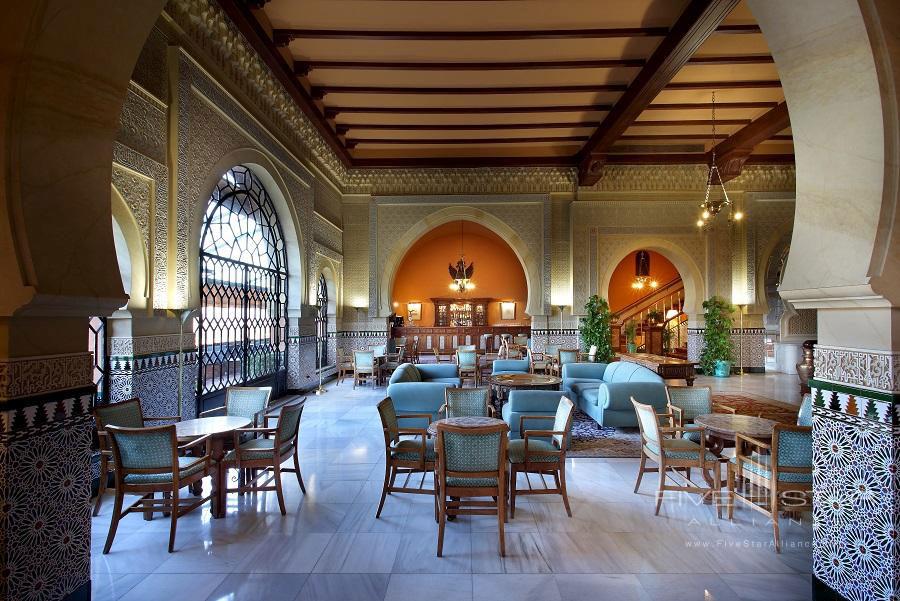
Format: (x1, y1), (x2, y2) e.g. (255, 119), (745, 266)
(197, 165), (289, 402)
(391, 220), (530, 327)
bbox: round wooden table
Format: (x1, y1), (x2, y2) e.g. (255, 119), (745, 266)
(427, 415), (508, 437)
(176, 416), (251, 519)
(693, 413), (777, 455)
(489, 373), (562, 411)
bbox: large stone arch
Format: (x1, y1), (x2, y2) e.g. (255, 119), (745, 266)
(189, 148), (305, 314)
(379, 206), (541, 317)
(754, 222), (793, 319)
(599, 238), (706, 322)
(111, 184), (149, 311)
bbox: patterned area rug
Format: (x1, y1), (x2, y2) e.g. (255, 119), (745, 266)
(568, 394), (800, 458)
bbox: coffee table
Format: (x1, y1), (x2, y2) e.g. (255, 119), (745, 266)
(427, 415), (508, 437)
(694, 413), (777, 455)
(489, 373), (562, 411)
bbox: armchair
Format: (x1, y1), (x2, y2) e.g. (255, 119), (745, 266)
(199, 386), (272, 426)
(103, 424), (212, 553)
(456, 349), (479, 386)
(375, 397), (435, 518)
(353, 350), (379, 388)
(336, 350), (354, 385)
(665, 386), (725, 443)
(441, 386), (494, 418)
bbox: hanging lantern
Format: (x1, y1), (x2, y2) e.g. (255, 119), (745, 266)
(631, 250), (659, 290)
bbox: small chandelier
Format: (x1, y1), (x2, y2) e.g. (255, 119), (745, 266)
(448, 221), (474, 294)
(631, 250), (658, 290)
(697, 91), (744, 229)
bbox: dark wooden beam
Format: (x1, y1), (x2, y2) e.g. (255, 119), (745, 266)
(346, 136), (588, 145)
(645, 101), (779, 110)
(336, 122), (604, 133)
(599, 152), (793, 165)
(272, 24), (760, 45)
(312, 80), (780, 97)
(577, 0), (742, 186)
(618, 133), (791, 141)
(324, 105), (612, 118)
(705, 101), (791, 181)
(631, 118), (751, 126)
(216, 0), (351, 165)
(294, 55), (773, 72)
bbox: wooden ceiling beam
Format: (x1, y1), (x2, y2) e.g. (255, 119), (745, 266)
(601, 152), (793, 165)
(335, 122), (605, 133)
(273, 24), (760, 45)
(577, 0), (742, 186)
(294, 54), (773, 73)
(646, 101), (779, 110)
(324, 105), (612, 118)
(706, 101), (791, 181)
(345, 136), (589, 145)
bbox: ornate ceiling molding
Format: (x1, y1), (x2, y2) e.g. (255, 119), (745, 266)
(580, 164), (795, 193)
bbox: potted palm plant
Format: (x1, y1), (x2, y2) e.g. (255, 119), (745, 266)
(699, 296), (735, 377)
(579, 295), (616, 363)
(624, 319), (638, 353)
(646, 309), (663, 325)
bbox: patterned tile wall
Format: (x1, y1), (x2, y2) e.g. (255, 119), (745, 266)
(687, 328), (766, 371)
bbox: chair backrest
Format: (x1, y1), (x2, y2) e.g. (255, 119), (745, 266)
(665, 386), (712, 422)
(395, 337), (407, 350)
(432, 348), (443, 362)
(436, 422), (507, 485)
(558, 349), (579, 366)
(797, 393), (812, 426)
(457, 344), (476, 352)
(225, 386), (272, 425)
(276, 400), (305, 448)
(370, 345), (386, 356)
(457, 349), (478, 368)
(107, 424), (177, 474)
(544, 344), (559, 358)
(632, 397), (661, 446)
(514, 335), (529, 347)
(506, 344), (525, 359)
(444, 387), (491, 418)
(552, 396), (577, 449)
(377, 397), (400, 443)
(396, 347), (406, 362)
(355, 350), (375, 369)
(588, 345), (598, 357)
(95, 398), (145, 431)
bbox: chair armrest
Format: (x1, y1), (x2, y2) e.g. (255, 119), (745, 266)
(143, 415), (182, 422)
(524, 429), (565, 440)
(714, 403), (738, 414)
(735, 433), (771, 450)
(198, 406), (226, 418)
(668, 404), (684, 426)
(397, 413), (433, 424)
(396, 427), (428, 437)
(659, 425), (704, 435)
(518, 414), (557, 434)
(235, 427), (278, 434)
(178, 434), (212, 453)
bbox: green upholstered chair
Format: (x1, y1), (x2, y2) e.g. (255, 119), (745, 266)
(103, 424), (212, 553)
(557, 349), (580, 375)
(457, 344), (476, 352)
(222, 399), (306, 515)
(93, 398), (181, 517)
(508, 396), (576, 518)
(375, 397), (435, 518)
(434, 420), (509, 557)
(354, 350), (379, 388)
(727, 423), (812, 553)
(513, 335), (529, 347)
(456, 349), (479, 386)
(383, 346), (406, 379)
(666, 386), (714, 444)
(200, 386), (272, 426)
(797, 393), (812, 426)
(527, 348), (553, 374)
(442, 387), (493, 418)
(632, 397), (720, 517)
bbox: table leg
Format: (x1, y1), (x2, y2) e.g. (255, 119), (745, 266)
(210, 438), (227, 519)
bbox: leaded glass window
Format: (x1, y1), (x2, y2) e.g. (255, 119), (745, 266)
(316, 273), (328, 365)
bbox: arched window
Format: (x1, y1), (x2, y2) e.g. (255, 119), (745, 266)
(316, 273), (328, 365)
(198, 165), (288, 398)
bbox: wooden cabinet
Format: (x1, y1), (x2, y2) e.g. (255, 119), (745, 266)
(431, 298), (491, 327)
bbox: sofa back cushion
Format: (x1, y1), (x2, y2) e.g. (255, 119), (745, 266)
(492, 359), (530, 374)
(603, 361), (662, 383)
(561, 362), (607, 381)
(416, 363), (460, 380)
(389, 363), (421, 385)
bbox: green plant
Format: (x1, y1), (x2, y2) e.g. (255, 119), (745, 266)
(647, 309), (663, 324)
(579, 295), (617, 362)
(699, 295), (735, 374)
(624, 320), (637, 344)
(662, 325), (674, 354)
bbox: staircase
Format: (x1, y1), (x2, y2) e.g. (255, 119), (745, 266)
(612, 277), (688, 355)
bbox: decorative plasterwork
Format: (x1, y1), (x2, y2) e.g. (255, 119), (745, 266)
(313, 212), (342, 255)
(108, 333), (197, 357)
(0, 354), (93, 401)
(117, 83), (168, 164)
(580, 164), (795, 193)
(343, 166), (576, 196)
(814, 345), (900, 393)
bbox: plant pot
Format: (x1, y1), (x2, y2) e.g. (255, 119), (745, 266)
(714, 360), (732, 377)
(626, 343), (637, 353)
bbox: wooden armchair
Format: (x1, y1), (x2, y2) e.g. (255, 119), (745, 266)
(383, 346), (406, 379)
(727, 424), (812, 552)
(456, 349), (480, 386)
(222, 400), (306, 515)
(435, 421), (509, 557)
(103, 424), (212, 553)
(93, 398), (181, 517)
(556, 349), (580, 375)
(353, 350), (379, 388)
(199, 386), (272, 426)
(375, 397), (435, 518)
(665, 386), (726, 443)
(441, 387), (494, 419)
(336, 350), (354, 385)
(632, 397), (721, 517)
(508, 396), (575, 518)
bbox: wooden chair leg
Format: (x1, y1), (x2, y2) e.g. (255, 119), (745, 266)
(559, 463), (573, 518)
(103, 488), (125, 554)
(509, 465), (517, 519)
(436, 496), (446, 557)
(655, 465), (666, 516)
(771, 488), (781, 553)
(634, 454), (646, 493)
(375, 460), (391, 518)
(726, 465), (736, 520)
(498, 484), (506, 557)
(713, 464), (722, 519)
(274, 462), (287, 515)
(293, 450), (306, 494)
(93, 455), (108, 517)
(168, 487), (179, 553)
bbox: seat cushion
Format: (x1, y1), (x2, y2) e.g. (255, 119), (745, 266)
(445, 476), (498, 488)
(580, 388), (600, 406)
(224, 438), (292, 461)
(392, 438), (436, 462)
(730, 454), (812, 483)
(123, 456), (206, 484)
(681, 430), (703, 444)
(507, 439), (559, 464)
(645, 439), (717, 462)
(571, 382), (600, 396)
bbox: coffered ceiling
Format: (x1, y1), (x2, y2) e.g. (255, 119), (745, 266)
(221, 0), (792, 183)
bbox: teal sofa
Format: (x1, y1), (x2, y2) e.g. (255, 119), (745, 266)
(386, 363), (461, 428)
(502, 389), (569, 441)
(491, 359), (531, 376)
(562, 361), (666, 427)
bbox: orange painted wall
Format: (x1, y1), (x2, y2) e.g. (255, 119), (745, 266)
(608, 251), (681, 313)
(391, 221), (530, 327)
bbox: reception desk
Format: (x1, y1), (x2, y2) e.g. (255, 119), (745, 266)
(391, 326), (531, 354)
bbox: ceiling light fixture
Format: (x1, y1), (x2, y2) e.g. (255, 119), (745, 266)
(631, 250), (658, 290)
(449, 221), (474, 294)
(697, 91), (745, 229)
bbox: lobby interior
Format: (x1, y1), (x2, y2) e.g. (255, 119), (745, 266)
(2, 1), (899, 600)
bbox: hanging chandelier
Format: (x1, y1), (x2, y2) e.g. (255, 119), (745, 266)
(697, 91), (744, 229)
(631, 250), (658, 290)
(448, 221), (475, 294)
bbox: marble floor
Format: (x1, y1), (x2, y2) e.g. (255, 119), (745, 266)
(91, 372), (812, 601)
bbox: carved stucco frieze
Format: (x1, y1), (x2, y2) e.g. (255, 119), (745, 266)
(343, 167), (577, 196)
(117, 84), (167, 164)
(0, 354), (94, 400)
(108, 333), (197, 357)
(814, 345), (900, 393)
(313, 213), (342, 255)
(581, 164), (795, 193)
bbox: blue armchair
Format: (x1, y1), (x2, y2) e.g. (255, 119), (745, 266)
(386, 363), (461, 428)
(563, 360), (666, 427)
(501, 389), (568, 441)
